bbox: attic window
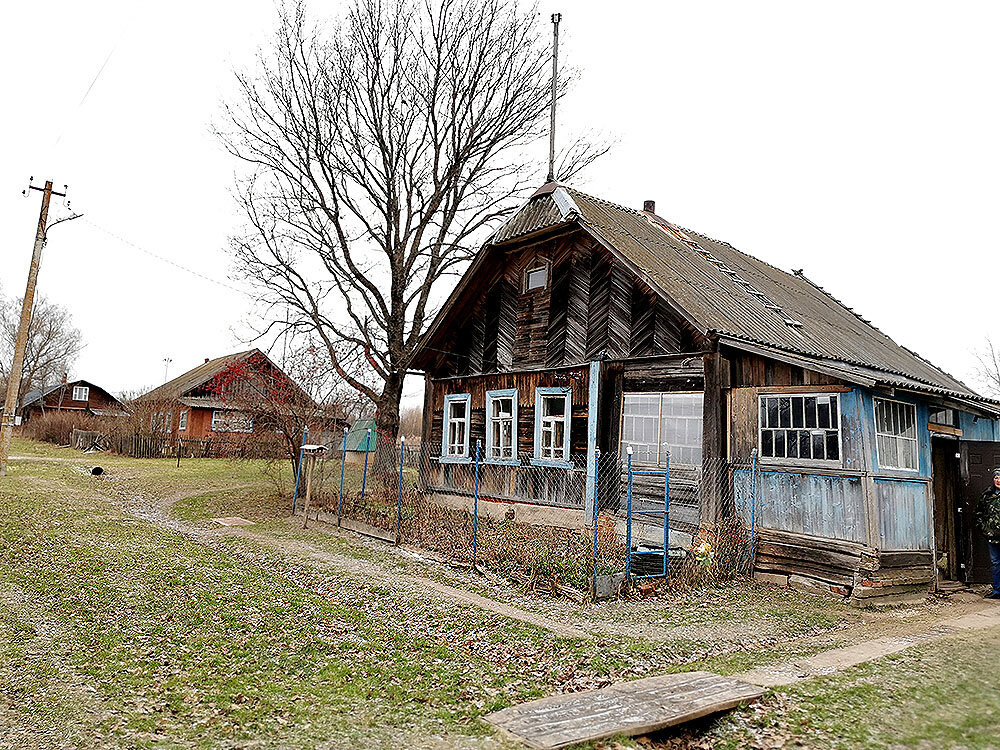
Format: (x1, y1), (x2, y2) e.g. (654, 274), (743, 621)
(524, 264), (548, 291)
(72, 385), (89, 401)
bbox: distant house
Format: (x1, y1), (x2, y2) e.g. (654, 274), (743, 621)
(411, 181), (1000, 602)
(138, 349), (336, 440)
(21, 378), (128, 422)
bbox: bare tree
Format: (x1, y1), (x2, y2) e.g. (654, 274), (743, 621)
(0, 294), (84, 408)
(218, 0), (606, 446)
(975, 338), (1000, 398)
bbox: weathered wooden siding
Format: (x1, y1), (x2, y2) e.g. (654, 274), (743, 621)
(427, 230), (702, 379)
(876, 479), (931, 550)
(754, 471), (867, 543)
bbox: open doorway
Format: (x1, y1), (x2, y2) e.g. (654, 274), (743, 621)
(959, 440), (1000, 585)
(932, 437), (962, 583)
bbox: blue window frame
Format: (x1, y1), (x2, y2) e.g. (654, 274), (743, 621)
(441, 393), (471, 462)
(485, 389), (518, 464)
(532, 387), (572, 467)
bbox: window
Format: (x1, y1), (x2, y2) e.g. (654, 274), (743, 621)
(759, 393), (841, 463)
(485, 390), (517, 461)
(524, 264), (548, 291)
(164, 411), (172, 432)
(875, 399), (919, 471)
(72, 385), (89, 402)
(621, 392), (703, 466)
(178, 410), (188, 432)
(211, 410), (253, 433)
(442, 394), (471, 458)
(534, 388), (571, 463)
(929, 407), (956, 427)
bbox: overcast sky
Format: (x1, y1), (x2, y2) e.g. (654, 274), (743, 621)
(3, 1), (998, 407)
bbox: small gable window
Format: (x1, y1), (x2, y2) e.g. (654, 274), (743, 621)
(72, 385), (89, 402)
(524, 264), (548, 292)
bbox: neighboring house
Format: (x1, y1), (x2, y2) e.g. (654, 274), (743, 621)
(411, 181), (1000, 602)
(21, 378), (128, 422)
(138, 349), (329, 440)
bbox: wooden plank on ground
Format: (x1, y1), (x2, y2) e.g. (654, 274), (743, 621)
(485, 671), (762, 749)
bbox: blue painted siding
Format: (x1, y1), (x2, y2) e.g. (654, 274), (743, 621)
(958, 410), (1000, 442)
(755, 471), (867, 543)
(876, 479), (930, 550)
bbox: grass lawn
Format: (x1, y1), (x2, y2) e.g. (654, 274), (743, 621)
(3, 438), (996, 748)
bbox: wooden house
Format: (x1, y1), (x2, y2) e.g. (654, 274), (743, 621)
(137, 349), (332, 440)
(21, 378), (128, 421)
(411, 182), (1000, 602)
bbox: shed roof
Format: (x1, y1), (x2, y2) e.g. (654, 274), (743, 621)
(345, 418), (377, 451)
(419, 183), (997, 411)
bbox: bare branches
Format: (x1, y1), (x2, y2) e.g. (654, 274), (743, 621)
(0, 295), (84, 407)
(975, 338), (1000, 398)
(219, 0), (604, 437)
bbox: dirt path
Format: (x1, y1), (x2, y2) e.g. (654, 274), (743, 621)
(738, 603), (1000, 687)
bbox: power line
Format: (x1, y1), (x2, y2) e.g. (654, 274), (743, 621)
(83, 217), (255, 299)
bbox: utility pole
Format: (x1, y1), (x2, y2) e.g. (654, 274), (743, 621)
(0, 179), (80, 476)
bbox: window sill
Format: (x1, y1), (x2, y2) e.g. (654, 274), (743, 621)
(529, 458), (574, 469)
(438, 456), (472, 465)
(483, 458), (520, 467)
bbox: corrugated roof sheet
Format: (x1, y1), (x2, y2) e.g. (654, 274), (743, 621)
(140, 350), (256, 402)
(491, 186), (992, 405)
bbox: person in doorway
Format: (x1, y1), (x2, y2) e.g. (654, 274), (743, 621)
(977, 467), (1000, 600)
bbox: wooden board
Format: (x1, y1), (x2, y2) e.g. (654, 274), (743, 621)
(485, 671), (763, 749)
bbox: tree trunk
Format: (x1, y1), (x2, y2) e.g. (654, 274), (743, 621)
(371, 374), (404, 484)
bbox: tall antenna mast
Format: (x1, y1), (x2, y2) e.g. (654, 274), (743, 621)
(547, 12), (562, 183)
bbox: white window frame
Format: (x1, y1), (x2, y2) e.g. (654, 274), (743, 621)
(874, 397), (920, 472)
(441, 393), (471, 462)
(485, 389), (518, 464)
(211, 410), (254, 433)
(72, 385), (89, 402)
(758, 392), (843, 467)
(620, 391), (704, 467)
(164, 411), (172, 432)
(178, 410), (188, 432)
(532, 387), (572, 467)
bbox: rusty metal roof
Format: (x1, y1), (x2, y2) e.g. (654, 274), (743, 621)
(491, 186), (993, 406)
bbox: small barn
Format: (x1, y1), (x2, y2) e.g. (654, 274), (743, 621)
(411, 182), (1000, 602)
(21, 378), (128, 422)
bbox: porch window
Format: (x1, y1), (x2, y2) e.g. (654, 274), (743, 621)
(875, 398), (919, 471)
(621, 392), (703, 466)
(211, 410), (253, 433)
(442, 394), (471, 458)
(72, 385), (89, 402)
(178, 410), (188, 432)
(758, 393), (841, 463)
(485, 389), (517, 461)
(534, 387), (571, 463)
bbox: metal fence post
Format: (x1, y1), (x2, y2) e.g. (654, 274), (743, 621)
(592, 447), (601, 597)
(337, 428), (347, 526)
(625, 447), (633, 585)
(291, 426), (309, 515)
(472, 439), (481, 569)
(750, 447), (759, 573)
(663, 450), (670, 580)
(360, 428), (372, 499)
(396, 436), (405, 546)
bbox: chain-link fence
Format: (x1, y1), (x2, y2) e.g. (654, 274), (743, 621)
(292, 438), (761, 599)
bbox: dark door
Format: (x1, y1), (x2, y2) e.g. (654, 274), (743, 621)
(932, 437), (960, 580)
(960, 441), (1000, 584)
